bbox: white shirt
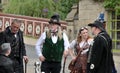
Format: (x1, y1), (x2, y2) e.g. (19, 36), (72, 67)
(35, 32), (70, 57)
(69, 39), (93, 54)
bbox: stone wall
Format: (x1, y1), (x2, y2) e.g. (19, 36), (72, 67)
(78, 0), (106, 25)
(66, 0), (108, 41)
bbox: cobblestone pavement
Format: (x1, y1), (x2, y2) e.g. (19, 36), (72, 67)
(25, 44), (120, 73)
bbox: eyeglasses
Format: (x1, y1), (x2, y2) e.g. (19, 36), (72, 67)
(79, 26), (88, 32)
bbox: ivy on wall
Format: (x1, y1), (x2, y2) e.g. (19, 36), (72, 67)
(103, 0), (120, 15)
(93, 0), (120, 15)
(103, 0), (119, 9)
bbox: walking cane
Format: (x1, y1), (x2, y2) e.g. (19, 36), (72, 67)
(63, 56), (67, 73)
(25, 61), (27, 73)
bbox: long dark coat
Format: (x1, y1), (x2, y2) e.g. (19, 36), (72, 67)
(0, 54), (14, 73)
(0, 26), (26, 73)
(87, 31), (113, 73)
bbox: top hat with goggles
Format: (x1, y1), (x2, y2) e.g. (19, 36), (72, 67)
(49, 14), (60, 26)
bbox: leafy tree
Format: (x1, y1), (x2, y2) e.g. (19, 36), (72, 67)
(103, 0), (119, 9)
(3, 0), (79, 20)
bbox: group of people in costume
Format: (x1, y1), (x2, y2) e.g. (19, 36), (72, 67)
(35, 14), (117, 73)
(0, 14), (117, 73)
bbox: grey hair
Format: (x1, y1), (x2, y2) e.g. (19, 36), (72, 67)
(0, 43), (11, 54)
(11, 19), (21, 25)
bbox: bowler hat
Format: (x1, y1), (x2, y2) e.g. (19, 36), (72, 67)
(88, 20), (105, 31)
(49, 14), (60, 25)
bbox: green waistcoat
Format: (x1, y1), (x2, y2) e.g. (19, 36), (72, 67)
(42, 37), (64, 62)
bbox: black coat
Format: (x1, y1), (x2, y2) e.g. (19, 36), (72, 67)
(87, 31), (113, 73)
(0, 27), (26, 57)
(0, 54), (14, 73)
(0, 26), (26, 73)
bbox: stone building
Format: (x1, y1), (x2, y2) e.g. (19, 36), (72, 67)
(66, 0), (120, 49)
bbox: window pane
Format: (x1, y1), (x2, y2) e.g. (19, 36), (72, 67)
(117, 15), (120, 19)
(111, 21), (116, 30)
(111, 11), (115, 19)
(111, 31), (115, 39)
(112, 41), (115, 49)
(117, 31), (120, 40)
(117, 42), (120, 49)
(117, 21), (120, 29)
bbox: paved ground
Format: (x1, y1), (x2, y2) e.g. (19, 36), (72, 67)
(24, 36), (120, 73)
(24, 44), (71, 73)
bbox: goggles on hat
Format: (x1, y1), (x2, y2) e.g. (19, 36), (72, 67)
(79, 26), (88, 33)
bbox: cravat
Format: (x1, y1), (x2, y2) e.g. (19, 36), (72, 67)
(51, 32), (57, 36)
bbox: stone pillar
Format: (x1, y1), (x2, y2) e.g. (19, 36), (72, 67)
(66, 4), (78, 41)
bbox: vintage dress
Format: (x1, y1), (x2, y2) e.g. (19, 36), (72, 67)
(0, 26), (26, 73)
(87, 31), (113, 73)
(69, 39), (93, 73)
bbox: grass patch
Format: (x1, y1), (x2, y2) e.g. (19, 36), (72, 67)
(112, 49), (120, 53)
(24, 36), (37, 39)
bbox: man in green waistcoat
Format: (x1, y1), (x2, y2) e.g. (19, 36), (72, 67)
(36, 14), (69, 73)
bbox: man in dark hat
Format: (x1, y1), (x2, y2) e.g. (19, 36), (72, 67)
(36, 14), (69, 73)
(87, 20), (113, 73)
(0, 43), (14, 73)
(97, 12), (106, 29)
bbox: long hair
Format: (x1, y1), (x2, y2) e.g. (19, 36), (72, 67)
(77, 27), (91, 43)
(45, 26), (63, 39)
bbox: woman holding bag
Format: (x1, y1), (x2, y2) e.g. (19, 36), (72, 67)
(69, 26), (93, 73)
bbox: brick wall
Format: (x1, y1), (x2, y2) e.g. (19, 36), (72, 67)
(0, 13), (67, 38)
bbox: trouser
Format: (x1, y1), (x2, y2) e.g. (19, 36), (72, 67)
(12, 57), (24, 73)
(86, 63), (90, 73)
(41, 60), (61, 73)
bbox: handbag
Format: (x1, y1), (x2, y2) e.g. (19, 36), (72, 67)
(68, 59), (76, 70)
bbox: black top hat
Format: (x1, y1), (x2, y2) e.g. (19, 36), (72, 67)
(49, 14), (60, 26)
(88, 20), (105, 31)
